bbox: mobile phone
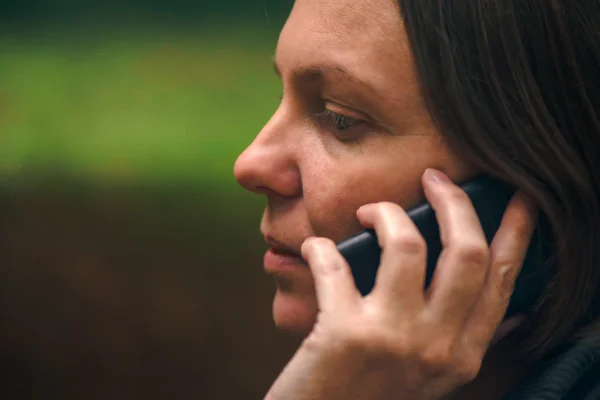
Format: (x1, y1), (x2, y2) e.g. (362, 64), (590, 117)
(336, 175), (554, 318)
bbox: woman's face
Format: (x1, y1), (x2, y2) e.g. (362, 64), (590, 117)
(234, 0), (477, 335)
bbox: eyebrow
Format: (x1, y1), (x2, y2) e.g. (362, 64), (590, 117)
(272, 58), (379, 94)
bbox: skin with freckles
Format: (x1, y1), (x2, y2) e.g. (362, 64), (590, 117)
(234, 0), (476, 335)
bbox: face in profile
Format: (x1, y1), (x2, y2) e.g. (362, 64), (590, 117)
(234, 0), (477, 335)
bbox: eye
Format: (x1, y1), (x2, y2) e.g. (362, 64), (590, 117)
(318, 109), (360, 131)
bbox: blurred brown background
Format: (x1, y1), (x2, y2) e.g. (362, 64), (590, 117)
(0, 2), (300, 398)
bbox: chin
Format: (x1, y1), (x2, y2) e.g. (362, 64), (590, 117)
(272, 288), (318, 337)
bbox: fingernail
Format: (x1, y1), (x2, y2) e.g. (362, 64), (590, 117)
(425, 168), (450, 184)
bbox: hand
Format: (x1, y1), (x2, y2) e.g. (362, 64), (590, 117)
(264, 169), (539, 400)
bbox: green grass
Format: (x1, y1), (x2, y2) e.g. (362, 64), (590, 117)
(0, 24), (283, 187)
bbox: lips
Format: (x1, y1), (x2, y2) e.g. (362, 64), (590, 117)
(264, 248), (307, 272)
(263, 235), (308, 272)
(264, 235), (301, 254)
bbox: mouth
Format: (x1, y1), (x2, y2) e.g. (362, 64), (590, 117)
(264, 235), (302, 255)
(263, 235), (308, 271)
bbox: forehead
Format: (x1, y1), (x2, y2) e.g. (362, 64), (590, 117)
(276, 0), (417, 95)
(277, 0), (405, 59)
(286, 0), (402, 39)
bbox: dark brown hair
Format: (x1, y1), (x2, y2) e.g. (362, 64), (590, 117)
(397, 0), (600, 360)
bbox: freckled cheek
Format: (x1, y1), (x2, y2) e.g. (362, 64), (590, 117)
(302, 171), (379, 242)
(306, 194), (363, 242)
(302, 163), (431, 242)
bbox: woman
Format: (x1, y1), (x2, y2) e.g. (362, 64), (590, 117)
(234, 0), (600, 398)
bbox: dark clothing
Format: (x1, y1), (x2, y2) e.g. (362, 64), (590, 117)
(503, 339), (600, 399)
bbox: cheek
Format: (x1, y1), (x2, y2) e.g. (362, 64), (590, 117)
(300, 138), (467, 242)
(305, 181), (364, 242)
(302, 162), (423, 242)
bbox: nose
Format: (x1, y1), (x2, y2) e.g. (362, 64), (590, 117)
(234, 112), (302, 198)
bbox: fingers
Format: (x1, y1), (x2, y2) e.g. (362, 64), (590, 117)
(422, 169), (490, 328)
(465, 190), (539, 351)
(357, 202), (427, 310)
(302, 170), (539, 358)
(301, 237), (361, 312)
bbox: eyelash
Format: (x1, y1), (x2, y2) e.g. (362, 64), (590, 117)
(276, 93), (364, 138)
(318, 109), (359, 131)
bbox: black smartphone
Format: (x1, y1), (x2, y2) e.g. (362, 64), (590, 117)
(336, 175), (554, 319)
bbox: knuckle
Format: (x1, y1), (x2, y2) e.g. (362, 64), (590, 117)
(454, 358), (482, 383)
(418, 340), (481, 382)
(336, 328), (365, 352)
(493, 260), (520, 294)
(419, 340), (455, 372)
(454, 240), (489, 266)
(306, 316), (371, 354)
(342, 309), (413, 358)
(387, 231), (426, 255)
(342, 325), (396, 358)
(346, 331), (381, 355)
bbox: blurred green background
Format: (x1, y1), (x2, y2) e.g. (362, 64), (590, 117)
(0, 2), (300, 399)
